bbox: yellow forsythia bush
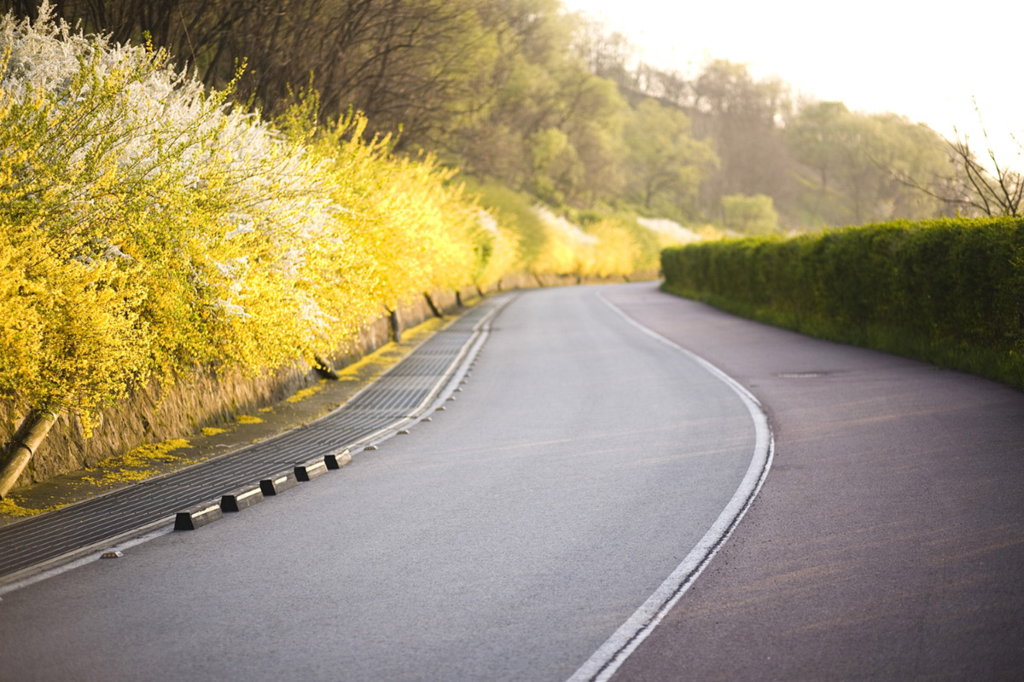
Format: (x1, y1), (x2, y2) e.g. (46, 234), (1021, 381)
(0, 5), (513, 426)
(531, 205), (592, 276)
(0, 4), (673, 430)
(581, 220), (640, 278)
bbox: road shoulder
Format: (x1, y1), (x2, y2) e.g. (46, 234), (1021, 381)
(605, 283), (1024, 682)
(0, 314), (456, 525)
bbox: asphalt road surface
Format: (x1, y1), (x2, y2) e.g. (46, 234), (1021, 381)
(3, 282), (1021, 682)
(0, 285), (760, 682)
(603, 283), (1024, 681)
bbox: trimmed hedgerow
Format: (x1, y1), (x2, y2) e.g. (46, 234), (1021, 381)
(661, 218), (1024, 389)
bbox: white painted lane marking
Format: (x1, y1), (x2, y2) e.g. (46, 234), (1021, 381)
(0, 295), (516, 597)
(0, 523), (175, 599)
(566, 293), (775, 682)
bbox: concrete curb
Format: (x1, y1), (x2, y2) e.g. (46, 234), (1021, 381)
(174, 501), (224, 531)
(0, 295), (515, 591)
(221, 484), (264, 513)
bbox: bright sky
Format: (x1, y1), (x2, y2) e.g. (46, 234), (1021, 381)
(564, 0), (1023, 169)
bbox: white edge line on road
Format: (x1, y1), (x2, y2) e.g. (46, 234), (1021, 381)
(0, 523), (175, 599)
(345, 293), (515, 452)
(0, 295), (517, 599)
(566, 293), (776, 682)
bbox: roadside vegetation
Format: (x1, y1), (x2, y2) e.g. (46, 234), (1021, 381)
(0, 5), (667, 438)
(662, 218), (1024, 390)
(2, 0), (1022, 489)
(0, 6), (487, 428)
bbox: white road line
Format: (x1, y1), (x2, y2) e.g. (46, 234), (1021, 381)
(0, 295), (516, 598)
(566, 293), (775, 682)
(0, 523), (175, 599)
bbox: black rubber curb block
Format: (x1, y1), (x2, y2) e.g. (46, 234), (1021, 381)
(260, 470), (299, 496)
(174, 500), (224, 531)
(0, 296), (511, 585)
(325, 449), (351, 469)
(220, 484), (264, 513)
(295, 458), (328, 482)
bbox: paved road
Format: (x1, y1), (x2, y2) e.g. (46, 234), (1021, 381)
(0, 286), (760, 682)
(604, 283), (1024, 681)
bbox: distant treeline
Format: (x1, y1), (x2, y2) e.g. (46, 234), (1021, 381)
(3, 0), (973, 230)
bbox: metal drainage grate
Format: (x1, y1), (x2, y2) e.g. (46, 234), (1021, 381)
(0, 297), (508, 582)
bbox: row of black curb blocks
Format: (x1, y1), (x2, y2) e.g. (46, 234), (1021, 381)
(173, 449), (352, 531)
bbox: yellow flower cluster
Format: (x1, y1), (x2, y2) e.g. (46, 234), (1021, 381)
(530, 206), (643, 278)
(0, 9), (513, 429)
(0, 7), (668, 433)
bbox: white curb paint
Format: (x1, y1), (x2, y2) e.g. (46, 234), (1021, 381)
(567, 293), (775, 682)
(0, 295), (516, 597)
(0, 522), (175, 599)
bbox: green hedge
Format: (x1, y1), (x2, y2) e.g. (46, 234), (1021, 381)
(661, 218), (1024, 390)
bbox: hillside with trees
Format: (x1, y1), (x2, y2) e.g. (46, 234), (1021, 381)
(1, 0), (987, 233)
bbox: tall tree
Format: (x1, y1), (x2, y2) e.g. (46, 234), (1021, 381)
(788, 102), (948, 225)
(688, 60), (794, 215)
(623, 99), (717, 218)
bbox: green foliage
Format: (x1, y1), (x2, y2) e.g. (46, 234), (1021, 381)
(662, 218), (1024, 389)
(456, 3), (636, 208)
(721, 194), (779, 234)
(16, 2), (979, 230)
(623, 100), (718, 218)
(787, 102), (950, 225)
(464, 180), (549, 267)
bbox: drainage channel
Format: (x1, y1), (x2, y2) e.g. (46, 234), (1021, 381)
(0, 295), (511, 584)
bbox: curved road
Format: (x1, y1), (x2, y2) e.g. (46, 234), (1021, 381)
(0, 285), (759, 682)
(604, 283), (1024, 681)
(2, 282), (1022, 681)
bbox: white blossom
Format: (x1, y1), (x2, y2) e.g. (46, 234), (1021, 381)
(532, 205), (599, 245)
(1, 2), (345, 329)
(636, 217), (702, 244)
(476, 209), (499, 234)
